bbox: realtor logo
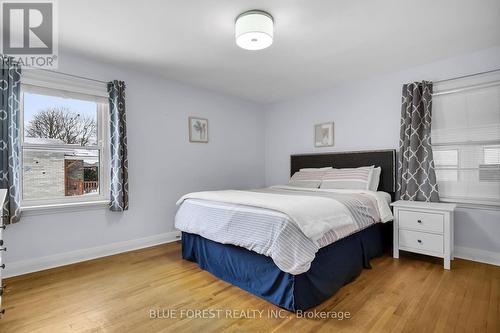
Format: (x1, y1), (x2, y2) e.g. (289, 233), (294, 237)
(1, 0), (58, 68)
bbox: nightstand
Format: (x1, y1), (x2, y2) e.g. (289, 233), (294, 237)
(391, 200), (457, 269)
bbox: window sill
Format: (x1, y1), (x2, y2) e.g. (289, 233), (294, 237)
(453, 203), (500, 211)
(439, 199), (500, 211)
(21, 200), (110, 216)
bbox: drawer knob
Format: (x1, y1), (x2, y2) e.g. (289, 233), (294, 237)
(0, 264), (4, 269)
(417, 239), (422, 244)
(417, 220), (422, 224)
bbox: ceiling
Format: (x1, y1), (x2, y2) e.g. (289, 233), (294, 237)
(60, 0), (500, 103)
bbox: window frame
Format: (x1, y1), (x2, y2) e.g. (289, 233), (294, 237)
(433, 143), (500, 208)
(19, 70), (110, 211)
(432, 72), (500, 208)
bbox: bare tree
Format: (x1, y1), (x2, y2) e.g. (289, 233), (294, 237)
(77, 115), (97, 146)
(25, 107), (96, 146)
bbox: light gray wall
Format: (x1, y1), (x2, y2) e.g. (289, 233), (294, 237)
(265, 47), (500, 254)
(5, 47), (500, 270)
(4, 50), (266, 265)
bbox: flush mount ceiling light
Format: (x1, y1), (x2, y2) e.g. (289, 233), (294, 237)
(235, 10), (273, 50)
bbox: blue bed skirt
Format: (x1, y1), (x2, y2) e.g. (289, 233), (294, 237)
(181, 223), (384, 311)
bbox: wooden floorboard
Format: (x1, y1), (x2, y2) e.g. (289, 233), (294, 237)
(0, 241), (498, 333)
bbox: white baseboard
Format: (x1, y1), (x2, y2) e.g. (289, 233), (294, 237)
(3, 231), (181, 278)
(455, 246), (500, 266)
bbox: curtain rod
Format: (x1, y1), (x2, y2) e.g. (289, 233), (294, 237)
(34, 68), (108, 84)
(433, 68), (500, 84)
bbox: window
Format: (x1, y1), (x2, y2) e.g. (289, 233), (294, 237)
(433, 148), (458, 182)
(484, 145), (500, 164)
(432, 71), (500, 206)
(20, 70), (110, 208)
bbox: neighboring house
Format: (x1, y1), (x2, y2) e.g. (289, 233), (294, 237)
(23, 137), (99, 199)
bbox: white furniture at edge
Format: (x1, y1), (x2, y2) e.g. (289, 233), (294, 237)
(0, 189), (6, 317)
(391, 200), (457, 270)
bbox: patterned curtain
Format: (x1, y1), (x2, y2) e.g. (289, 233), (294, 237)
(108, 80), (129, 211)
(0, 56), (22, 223)
(397, 81), (440, 202)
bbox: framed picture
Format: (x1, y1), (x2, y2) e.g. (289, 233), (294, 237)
(314, 122), (334, 147)
(189, 117), (209, 143)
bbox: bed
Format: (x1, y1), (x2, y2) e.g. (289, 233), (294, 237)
(175, 149), (396, 311)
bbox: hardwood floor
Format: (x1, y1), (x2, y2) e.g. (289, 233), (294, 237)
(0, 241), (498, 333)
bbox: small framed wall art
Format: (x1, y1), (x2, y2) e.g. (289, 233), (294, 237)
(189, 117), (209, 143)
(314, 122), (334, 147)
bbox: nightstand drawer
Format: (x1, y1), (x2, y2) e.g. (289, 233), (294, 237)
(399, 229), (443, 254)
(399, 210), (444, 233)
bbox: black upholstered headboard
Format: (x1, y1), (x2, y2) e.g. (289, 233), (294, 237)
(290, 149), (397, 195)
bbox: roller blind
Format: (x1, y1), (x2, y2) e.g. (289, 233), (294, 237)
(432, 71), (500, 206)
(22, 69), (108, 99)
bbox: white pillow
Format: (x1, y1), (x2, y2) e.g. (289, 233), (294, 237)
(320, 166), (374, 190)
(369, 167), (381, 191)
(289, 169), (329, 188)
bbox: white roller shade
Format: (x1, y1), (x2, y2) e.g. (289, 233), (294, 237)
(22, 69), (108, 103)
(432, 71), (500, 145)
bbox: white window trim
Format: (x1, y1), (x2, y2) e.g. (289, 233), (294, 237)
(21, 200), (110, 216)
(440, 198), (500, 211)
(19, 70), (111, 212)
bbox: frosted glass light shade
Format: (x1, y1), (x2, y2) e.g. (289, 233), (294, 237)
(235, 10), (273, 50)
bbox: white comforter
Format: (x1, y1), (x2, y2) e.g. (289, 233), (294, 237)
(178, 188), (349, 241)
(175, 186), (393, 274)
